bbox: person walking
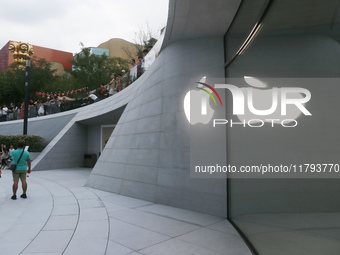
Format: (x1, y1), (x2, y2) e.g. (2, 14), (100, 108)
(10, 140), (31, 200)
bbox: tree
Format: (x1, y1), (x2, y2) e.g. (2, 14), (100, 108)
(104, 57), (130, 77)
(46, 74), (78, 96)
(121, 22), (160, 58)
(0, 44), (131, 106)
(29, 57), (57, 94)
(68, 45), (129, 91)
(0, 57), (57, 105)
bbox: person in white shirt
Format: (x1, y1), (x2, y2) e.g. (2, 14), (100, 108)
(86, 93), (99, 103)
(108, 74), (116, 96)
(141, 49), (148, 73)
(1, 105), (8, 121)
(9, 145), (14, 156)
(129, 59), (137, 83)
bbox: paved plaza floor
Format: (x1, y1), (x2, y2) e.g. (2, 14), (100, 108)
(0, 168), (251, 255)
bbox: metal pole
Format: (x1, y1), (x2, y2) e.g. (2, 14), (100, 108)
(23, 57), (31, 135)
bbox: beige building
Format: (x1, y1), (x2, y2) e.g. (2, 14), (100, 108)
(97, 38), (138, 60)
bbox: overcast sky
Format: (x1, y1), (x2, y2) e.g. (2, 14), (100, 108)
(0, 0), (169, 54)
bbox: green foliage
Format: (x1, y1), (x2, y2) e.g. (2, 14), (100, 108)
(29, 57), (57, 93)
(146, 37), (157, 48)
(43, 74), (78, 98)
(0, 65), (25, 105)
(68, 46), (129, 91)
(105, 57), (130, 76)
(0, 58), (57, 105)
(0, 44), (130, 105)
(132, 23), (159, 58)
(69, 47), (105, 89)
(0, 135), (45, 152)
(136, 37), (157, 58)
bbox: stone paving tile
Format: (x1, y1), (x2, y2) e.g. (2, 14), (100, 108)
(0, 169), (251, 255)
(105, 240), (134, 255)
(22, 229), (74, 254)
(138, 203), (222, 226)
(178, 227), (252, 255)
(109, 208), (200, 237)
(139, 238), (226, 255)
(108, 218), (171, 250)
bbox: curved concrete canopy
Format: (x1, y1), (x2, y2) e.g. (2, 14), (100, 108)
(163, 0), (242, 47)
(0, 1), (251, 251)
(0, 0), (241, 218)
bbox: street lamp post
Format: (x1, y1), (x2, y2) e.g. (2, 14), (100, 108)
(23, 57), (31, 135)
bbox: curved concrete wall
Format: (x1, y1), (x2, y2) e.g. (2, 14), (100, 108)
(0, 36), (228, 216)
(86, 37), (227, 216)
(1, 36), (228, 216)
(0, 112), (76, 144)
(0, 39), (227, 216)
(32, 86), (132, 171)
(84, 0), (241, 216)
(0, 0), (241, 217)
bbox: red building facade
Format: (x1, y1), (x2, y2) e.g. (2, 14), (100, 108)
(0, 41), (10, 72)
(0, 41), (73, 72)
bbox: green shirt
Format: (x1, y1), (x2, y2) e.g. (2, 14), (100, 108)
(11, 149), (30, 171)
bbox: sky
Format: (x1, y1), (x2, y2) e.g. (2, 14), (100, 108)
(0, 0), (169, 54)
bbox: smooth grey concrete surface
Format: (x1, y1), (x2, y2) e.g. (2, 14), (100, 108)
(86, 37), (228, 217)
(233, 214), (340, 255)
(0, 0), (241, 219)
(0, 168), (251, 255)
(0, 112), (76, 145)
(162, 0), (242, 48)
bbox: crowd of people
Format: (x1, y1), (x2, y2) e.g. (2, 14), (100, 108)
(0, 94), (110, 121)
(0, 96), (97, 121)
(87, 45), (156, 100)
(0, 103), (29, 122)
(0, 46), (157, 121)
(0, 143), (15, 172)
